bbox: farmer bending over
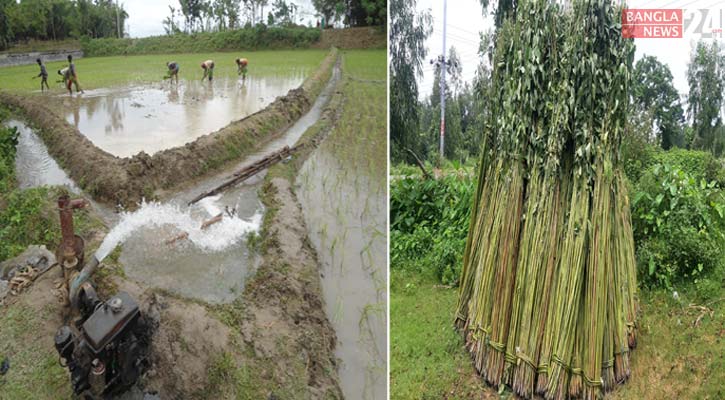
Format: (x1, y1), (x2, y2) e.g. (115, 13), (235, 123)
(66, 54), (84, 94)
(57, 67), (71, 87)
(166, 61), (180, 84)
(235, 58), (249, 80)
(200, 60), (215, 82)
(34, 58), (50, 92)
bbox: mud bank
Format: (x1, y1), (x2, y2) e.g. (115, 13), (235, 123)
(0, 49), (337, 208)
(315, 27), (386, 50)
(0, 49), (83, 67)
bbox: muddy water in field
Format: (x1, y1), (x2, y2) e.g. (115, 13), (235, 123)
(114, 63), (341, 303)
(5, 119), (80, 192)
(116, 193), (264, 304)
(53, 73), (304, 157)
(297, 127), (387, 398)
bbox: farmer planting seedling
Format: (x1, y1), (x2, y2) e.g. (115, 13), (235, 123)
(57, 67), (70, 87)
(200, 59), (215, 82)
(165, 61), (180, 84)
(236, 58), (249, 80)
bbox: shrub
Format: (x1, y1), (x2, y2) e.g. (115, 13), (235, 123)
(0, 121), (60, 261)
(0, 124), (19, 193)
(81, 27), (322, 57)
(631, 163), (725, 288)
(622, 137), (724, 186)
(390, 173), (473, 284)
(0, 187), (59, 261)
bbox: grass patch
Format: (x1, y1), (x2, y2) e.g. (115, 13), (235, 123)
(390, 270), (493, 400)
(390, 269), (725, 399)
(202, 351), (261, 400)
(0, 49), (328, 93)
(0, 305), (72, 399)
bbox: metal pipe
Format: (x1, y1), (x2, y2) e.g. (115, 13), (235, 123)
(69, 255), (100, 309)
(439, 0), (447, 158)
(57, 195), (88, 261)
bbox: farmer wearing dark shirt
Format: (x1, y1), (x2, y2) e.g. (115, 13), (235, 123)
(34, 58), (49, 92)
(166, 61), (180, 84)
(66, 54), (84, 95)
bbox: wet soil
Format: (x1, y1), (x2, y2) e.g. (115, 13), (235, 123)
(297, 147), (387, 400)
(50, 74), (304, 157)
(236, 177), (343, 399)
(294, 71), (387, 398)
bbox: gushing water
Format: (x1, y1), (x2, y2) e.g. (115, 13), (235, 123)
(94, 196), (262, 263)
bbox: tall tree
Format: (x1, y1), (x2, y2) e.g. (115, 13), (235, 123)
(687, 40), (725, 156)
(390, 0), (432, 163)
(478, 0), (516, 29)
(312, 0), (385, 27)
(270, 0), (297, 26)
(0, 0), (12, 50)
(632, 55), (685, 149)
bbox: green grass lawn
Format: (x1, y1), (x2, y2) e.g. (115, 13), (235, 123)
(0, 49), (328, 93)
(390, 269), (725, 400)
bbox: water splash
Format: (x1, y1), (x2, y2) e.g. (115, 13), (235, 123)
(94, 197), (261, 262)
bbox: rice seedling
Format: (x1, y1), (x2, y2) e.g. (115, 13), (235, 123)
(456, 1), (638, 399)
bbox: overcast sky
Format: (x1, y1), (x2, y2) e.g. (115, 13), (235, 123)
(416, 0), (725, 102)
(123, 0), (321, 38)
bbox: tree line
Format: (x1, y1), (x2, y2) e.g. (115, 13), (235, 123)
(391, 0), (725, 165)
(162, 0), (386, 34)
(0, 0), (128, 50)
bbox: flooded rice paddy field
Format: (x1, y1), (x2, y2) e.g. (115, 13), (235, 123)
(47, 73), (305, 157)
(297, 51), (387, 400)
(115, 63), (340, 303)
(4, 61), (341, 304)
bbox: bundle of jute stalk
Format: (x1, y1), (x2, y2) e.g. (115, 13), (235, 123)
(455, 1), (638, 399)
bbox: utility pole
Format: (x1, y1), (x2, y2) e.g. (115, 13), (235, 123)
(429, 0), (449, 158)
(116, 0), (121, 38)
(439, 0), (448, 158)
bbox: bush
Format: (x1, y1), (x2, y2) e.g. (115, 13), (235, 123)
(390, 173), (473, 285)
(0, 124), (19, 193)
(81, 26), (322, 57)
(622, 137), (724, 186)
(0, 187), (59, 261)
(631, 163), (725, 288)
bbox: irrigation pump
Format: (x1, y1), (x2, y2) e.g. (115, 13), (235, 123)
(54, 288), (152, 399)
(53, 196), (152, 398)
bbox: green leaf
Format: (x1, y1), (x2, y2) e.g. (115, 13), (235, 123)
(648, 258), (656, 276)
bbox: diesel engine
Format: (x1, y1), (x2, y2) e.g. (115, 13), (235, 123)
(54, 286), (151, 399)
